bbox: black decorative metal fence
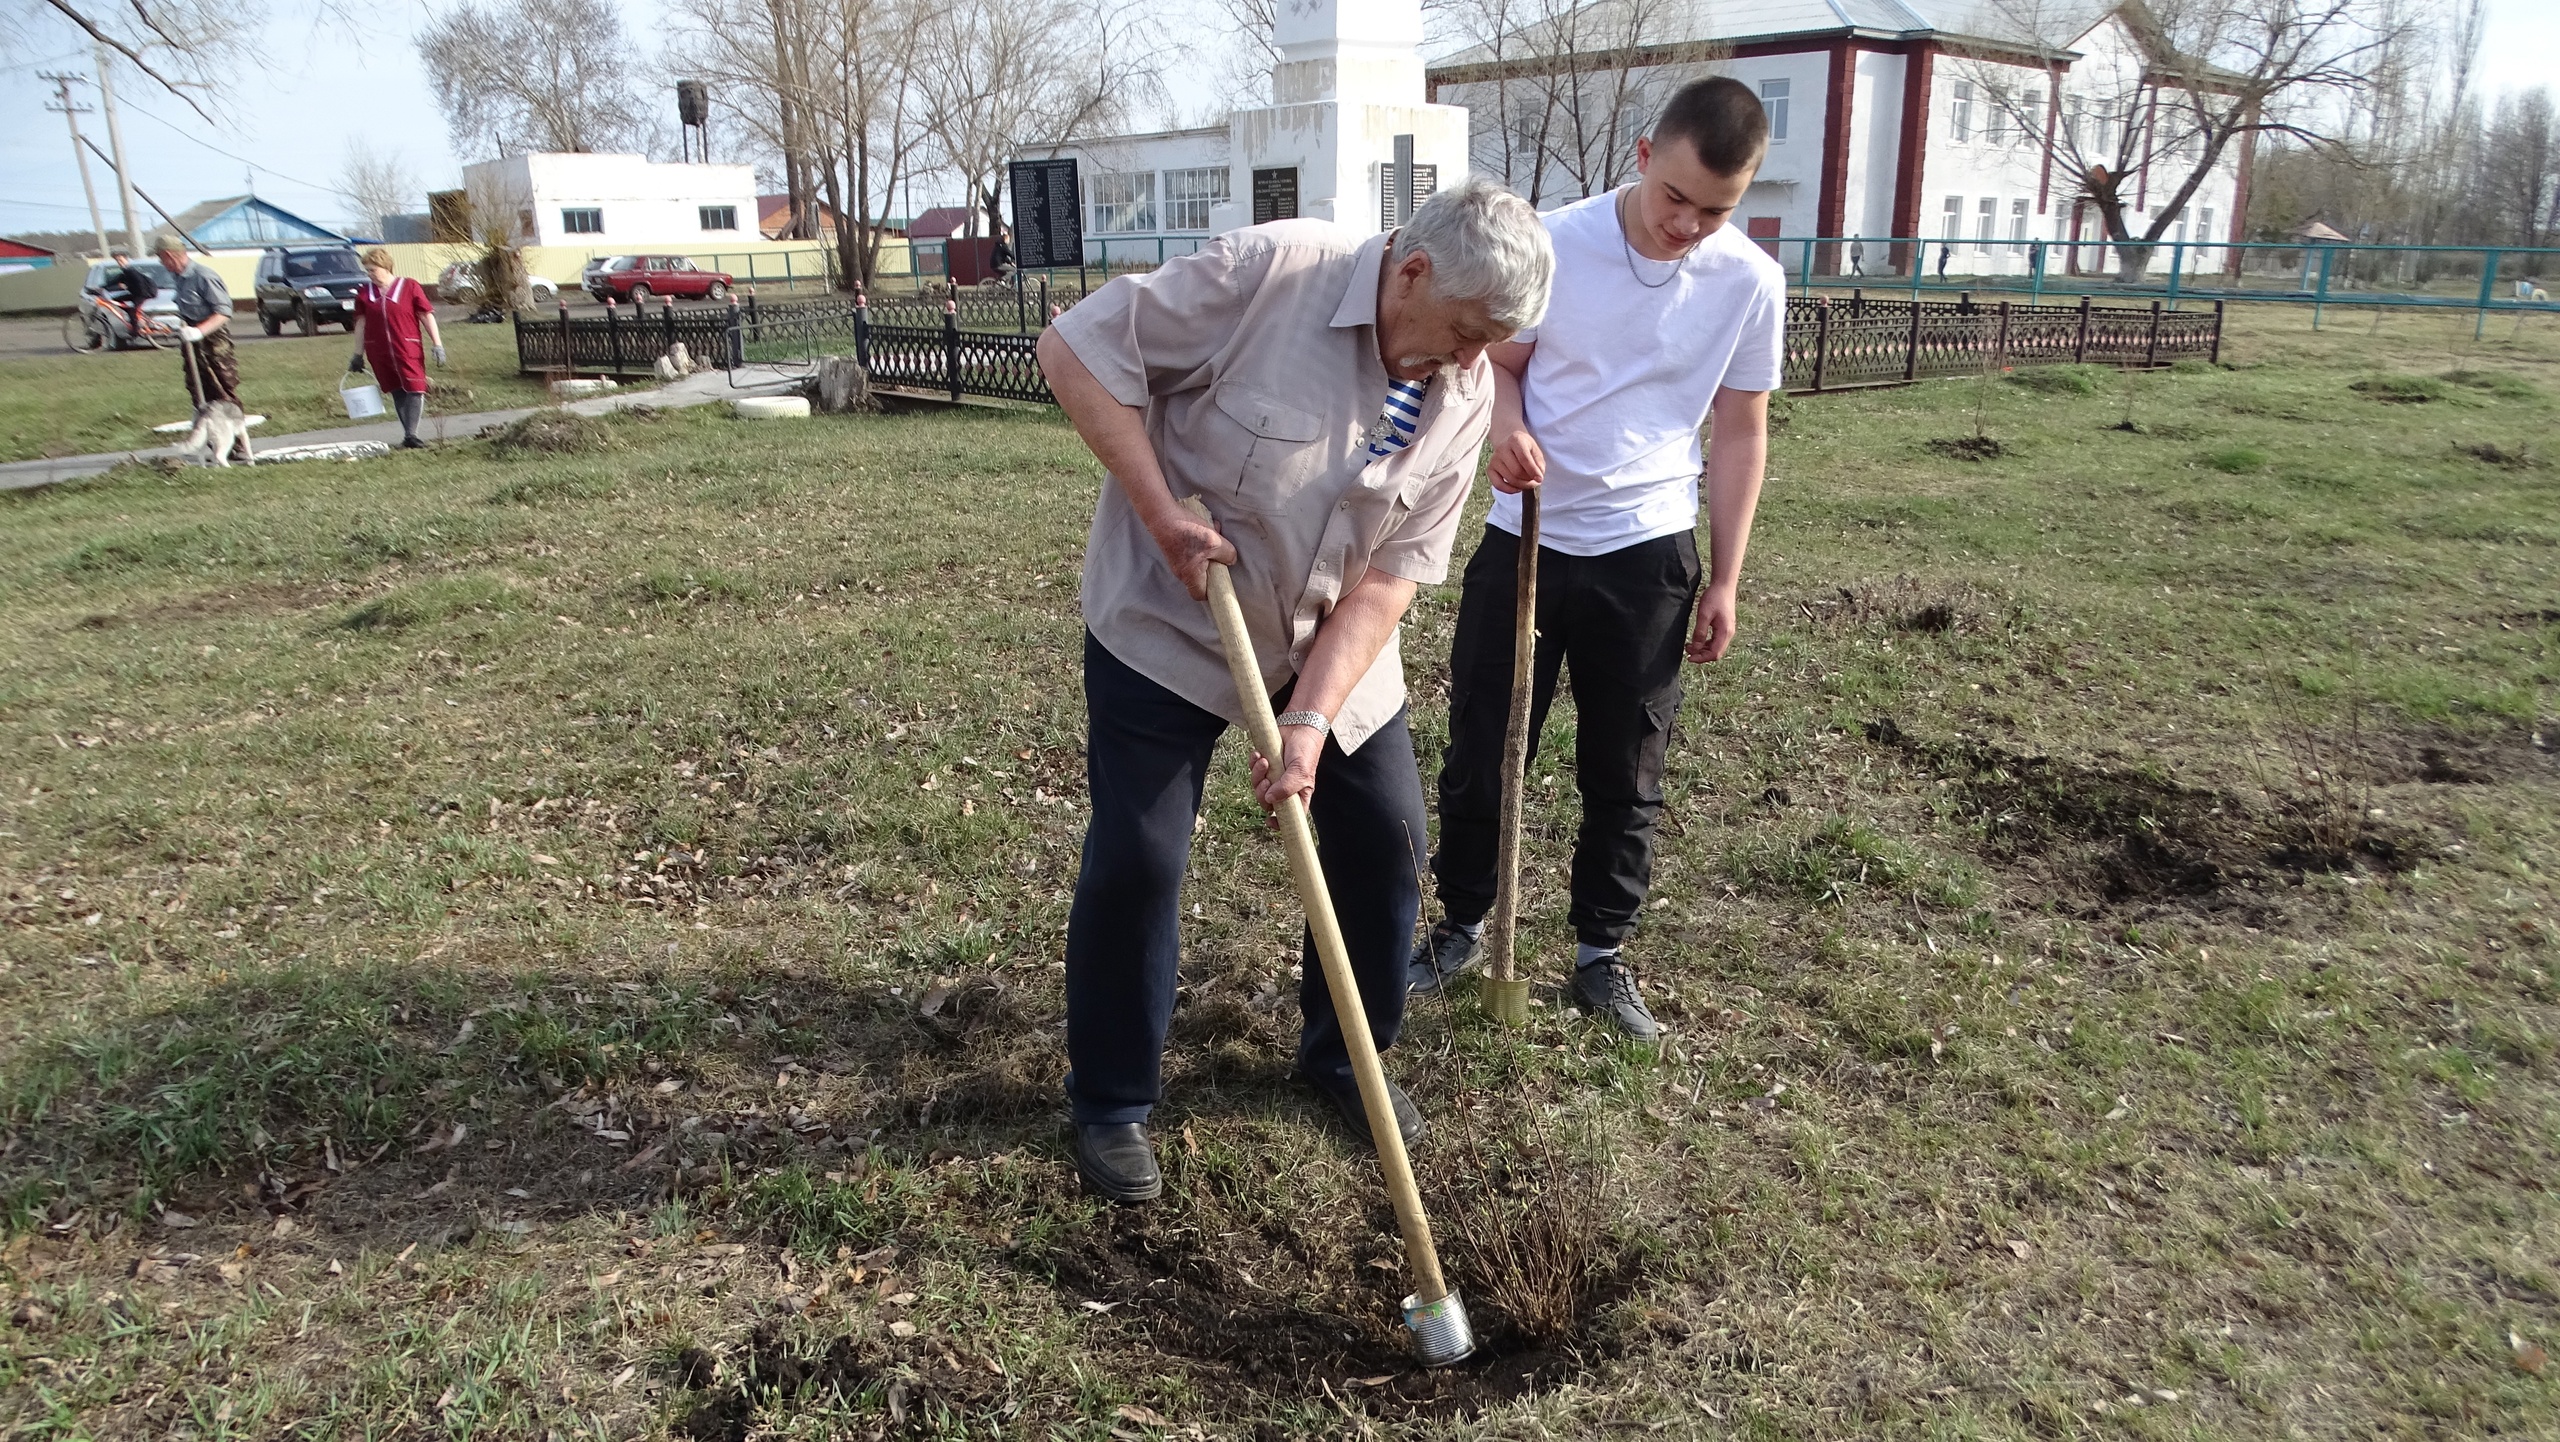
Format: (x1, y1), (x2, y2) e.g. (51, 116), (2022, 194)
(1783, 294), (2221, 392)
(521, 287), (2219, 403)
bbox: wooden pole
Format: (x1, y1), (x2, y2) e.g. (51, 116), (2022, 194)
(1483, 490), (1539, 1026)
(1204, 562), (1450, 1305)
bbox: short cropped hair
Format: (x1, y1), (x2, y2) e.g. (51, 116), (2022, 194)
(1397, 177), (1554, 332)
(151, 232), (185, 255)
(1653, 76), (1770, 176)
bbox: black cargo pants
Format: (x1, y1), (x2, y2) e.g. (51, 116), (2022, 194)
(1430, 524), (1700, 948)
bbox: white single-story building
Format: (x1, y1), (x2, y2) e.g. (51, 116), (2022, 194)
(1428, 0), (2247, 278)
(1030, 0), (1470, 261)
(460, 154), (759, 251)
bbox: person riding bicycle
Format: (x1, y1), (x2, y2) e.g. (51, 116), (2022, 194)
(102, 248), (157, 340)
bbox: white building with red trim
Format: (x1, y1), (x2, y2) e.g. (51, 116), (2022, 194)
(1427, 1), (2248, 278)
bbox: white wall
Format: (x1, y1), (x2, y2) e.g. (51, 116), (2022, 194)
(463, 154), (759, 250)
(1723, 49), (1832, 241)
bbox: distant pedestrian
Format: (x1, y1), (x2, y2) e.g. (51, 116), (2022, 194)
(156, 232), (246, 461)
(102, 247), (157, 339)
(1936, 242), (1952, 281)
(1849, 241), (1865, 276)
(348, 248), (446, 450)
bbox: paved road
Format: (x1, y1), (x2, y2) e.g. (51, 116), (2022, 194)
(0, 364), (810, 492)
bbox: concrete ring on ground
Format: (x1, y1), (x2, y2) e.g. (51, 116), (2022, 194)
(733, 396), (811, 420)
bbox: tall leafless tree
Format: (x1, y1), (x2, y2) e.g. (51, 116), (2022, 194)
(917, 0), (1166, 240)
(2, 0), (252, 117)
(336, 139), (417, 238)
(1432, 0), (1720, 205)
(1968, 0), (2413, 280)
(421, 0), (652, 157)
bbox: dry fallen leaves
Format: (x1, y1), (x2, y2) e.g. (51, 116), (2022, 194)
(1114, 1403), (1170, 1427)
(414, 1121), (468, 1155)
(2003, 1239), (2034, 1261)
(2513, 1330), (2548, 1376)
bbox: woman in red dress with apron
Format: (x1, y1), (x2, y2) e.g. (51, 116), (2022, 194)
(348, 248), (446, 449)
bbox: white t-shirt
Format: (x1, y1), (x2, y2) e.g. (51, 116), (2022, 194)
(1488, 189), (1786, 557)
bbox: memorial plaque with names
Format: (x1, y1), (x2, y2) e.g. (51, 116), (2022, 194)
(1008, 158), (1083, 270)
(1252, 167), (1299, 225)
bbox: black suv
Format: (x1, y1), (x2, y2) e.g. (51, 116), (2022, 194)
(254, 245), (367, 335)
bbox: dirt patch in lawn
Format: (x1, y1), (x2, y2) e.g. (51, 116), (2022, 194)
(1865, 718), (2427, 923)
(1032, 1206), (1591, 1426)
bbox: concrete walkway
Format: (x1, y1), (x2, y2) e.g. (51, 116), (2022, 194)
(0, 364), (809, 493)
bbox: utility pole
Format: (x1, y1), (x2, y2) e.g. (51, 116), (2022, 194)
(95, 44), (146, 255)
(42, 73), (113, 259)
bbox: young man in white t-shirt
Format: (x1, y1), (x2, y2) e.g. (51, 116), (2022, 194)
(1411, 77), (1784, 1038)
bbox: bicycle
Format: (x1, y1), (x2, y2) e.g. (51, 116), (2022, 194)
(62, 293), (171, 354)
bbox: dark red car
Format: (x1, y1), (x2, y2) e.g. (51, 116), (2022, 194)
(583, 255), (734, 304)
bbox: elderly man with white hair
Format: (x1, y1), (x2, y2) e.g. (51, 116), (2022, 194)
(1036, 178), (1554, 1204)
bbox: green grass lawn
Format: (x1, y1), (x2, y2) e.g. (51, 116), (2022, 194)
(0, 320), (583, 464)
(0, 304), (2554, 1439)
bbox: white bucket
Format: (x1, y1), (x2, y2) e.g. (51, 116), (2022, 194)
(339, 380), (386, 420)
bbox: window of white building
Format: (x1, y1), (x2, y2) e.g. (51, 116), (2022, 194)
(1087, 172), (1156, 234)
(1164, 167), (1229, 231)
(1987, 87), (2010, 147)
(1975, 196), (1996, 252)
(2011, 198), (2029, 242)
(1942, 195), (1964, 239)
(1951, 81), (1973, 143)
(2022, 88), (2044, 146)
(1760, 78), (1790, 142)
(562, 207), (603, 234)
(698, 205), (738, 231)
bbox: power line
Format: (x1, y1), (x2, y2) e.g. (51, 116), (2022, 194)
(112, 93), (368, 205)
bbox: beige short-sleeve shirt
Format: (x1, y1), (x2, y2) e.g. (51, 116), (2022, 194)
(1051, 220), (1492, 753)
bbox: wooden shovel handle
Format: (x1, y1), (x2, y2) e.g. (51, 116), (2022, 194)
(1203, 562), (1449, 1304)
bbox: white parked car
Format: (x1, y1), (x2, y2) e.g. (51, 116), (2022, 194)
(436, 261), (558, 306)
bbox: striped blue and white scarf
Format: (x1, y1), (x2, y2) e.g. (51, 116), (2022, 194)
(1362, 376), (1430, 460)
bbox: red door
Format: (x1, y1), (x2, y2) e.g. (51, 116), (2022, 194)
(1746, 217), (1783, 261)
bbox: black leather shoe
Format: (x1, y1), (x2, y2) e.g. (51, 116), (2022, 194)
(1300, 1071), (1424, 1150)
(1072, 1123), (1161, 1204)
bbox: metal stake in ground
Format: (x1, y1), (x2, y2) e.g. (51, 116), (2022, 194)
(1482, 489), (1540, 1026)
(1202, 560), (1475, 1368)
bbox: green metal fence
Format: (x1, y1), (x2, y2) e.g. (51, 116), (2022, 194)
(1759, 236), (2559, 337)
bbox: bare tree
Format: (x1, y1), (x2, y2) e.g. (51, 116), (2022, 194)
(337, 140), (416, 238)
(1430, 0), (1721, 205)
(917, 0), (1166, 242)
(1970, 0), (2413, 281)
(0, 0), (253, 117)
(2481, 87), (2559, 249)
(421, 0), (652, 157)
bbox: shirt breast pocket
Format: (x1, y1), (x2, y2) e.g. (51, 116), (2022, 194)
(1213, 383), (1329, 514)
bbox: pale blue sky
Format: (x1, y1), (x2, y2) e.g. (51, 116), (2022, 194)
(4, 0), (2555, 242)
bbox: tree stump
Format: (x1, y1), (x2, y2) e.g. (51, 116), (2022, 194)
(815, 355), (869, 414)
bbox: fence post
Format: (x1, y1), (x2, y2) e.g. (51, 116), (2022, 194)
(606, 297), (622, 374)
(1038, 275), (1050, 327)
(1016, 268), (1027, 334)
(2145, 300), (2162, 367)
(784, 251), (794, 286)
(2074, 295), (2091, 362)
(2167, 240), (2185, 310)
(1811, 296), (1832, 392)
(1904, 299), (1923, 381)
(854, 288), (871, 370)
(943, 297), (962, 402)
(662, 296), (677, 357)
(2475, 249), (2500, 341)
(2313, 246), (2333, 330)
(2030, 241), (2046, 306)
(557, 298), (572, 376)
(726, 293), (743, 370)
(746, 287), (760, 343)
(1851, 287), (1863, 318)
(1995, 299), (2010, 371)
(2210, 299), (2225, 365)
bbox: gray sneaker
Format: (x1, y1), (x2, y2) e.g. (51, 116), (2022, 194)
(1405, 919), (1483, 994)
(1569, 958), (1661, 1041)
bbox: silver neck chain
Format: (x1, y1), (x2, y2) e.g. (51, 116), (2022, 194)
(1616, 187), (1691, 290)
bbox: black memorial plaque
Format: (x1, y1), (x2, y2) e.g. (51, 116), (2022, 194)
(1252, 167), (1299, 225)
(1008, 158), (1083, 270)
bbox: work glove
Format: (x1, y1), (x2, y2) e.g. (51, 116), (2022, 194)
(431, 343), (447, 367)
(348, 353), (367, 375)
(178, 324), (203, 343)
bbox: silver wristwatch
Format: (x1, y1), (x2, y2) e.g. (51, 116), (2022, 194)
(1275, 709), (1331, 735)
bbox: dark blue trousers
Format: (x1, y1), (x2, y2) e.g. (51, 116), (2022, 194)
(1064, 631), (1423, 1126)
